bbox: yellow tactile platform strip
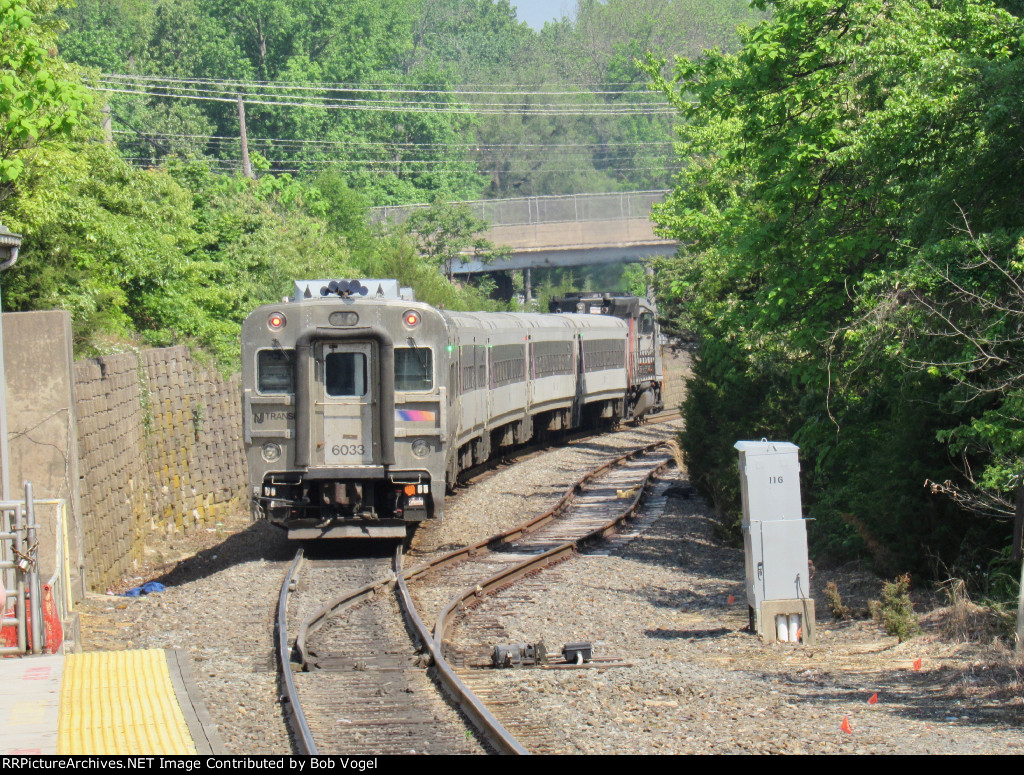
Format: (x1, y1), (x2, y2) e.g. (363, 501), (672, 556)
(57, 649), (198, 754)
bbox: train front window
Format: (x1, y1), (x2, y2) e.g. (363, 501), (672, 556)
(395, 347), (433, 391)
(639, 313), (654, 335)
(325, 352), (367, 396)
(257, 349), (295, 394)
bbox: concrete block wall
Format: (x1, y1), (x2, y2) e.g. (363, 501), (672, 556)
(74, 347), (245, 590)
(661, 345), (692, 413)
(141, 347), (245, 535)
(74, 354), (149, 587)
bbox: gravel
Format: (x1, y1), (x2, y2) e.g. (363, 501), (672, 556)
(75, 417), (1024, 754)
(450, 468), (1024, 754)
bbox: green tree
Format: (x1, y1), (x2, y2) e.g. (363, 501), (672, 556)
(0, 0), (90, 198)
(645, 0), (1024, 573)
(403, 195), (507, 280)
(57, 0), (767, 201)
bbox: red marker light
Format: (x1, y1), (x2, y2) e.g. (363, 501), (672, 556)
(268, 312), (286, 330)
(404, 311), (419, 327)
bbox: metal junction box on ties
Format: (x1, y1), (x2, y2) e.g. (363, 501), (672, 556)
(734, 440), (815, 644)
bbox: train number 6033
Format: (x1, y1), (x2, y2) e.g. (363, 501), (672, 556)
(332, 444), (365, 456)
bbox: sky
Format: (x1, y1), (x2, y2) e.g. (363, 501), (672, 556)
(511, 0), (575, 29)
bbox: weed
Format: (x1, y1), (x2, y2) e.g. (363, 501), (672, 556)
(664, 438), (686, 472)
(825, 581), (851, 620)
(870, 573), (921, 642)
(936, 578), (1015, 643)
(192, 401), (205, 441)
(125, 348), (153, 436)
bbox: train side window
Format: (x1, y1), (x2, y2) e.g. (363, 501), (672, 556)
(460, 346), (474, 392)
(639, 313), (654, 336)
(325, 352), (367, 396)
(257, 349), (295, 394)
(395, 347), (433, 391)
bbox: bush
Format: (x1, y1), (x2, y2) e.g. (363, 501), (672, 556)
(870, 574), (921, 642)
(825, 581), (851, 621)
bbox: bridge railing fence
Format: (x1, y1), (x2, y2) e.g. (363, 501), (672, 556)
(370, 190), (668, 229)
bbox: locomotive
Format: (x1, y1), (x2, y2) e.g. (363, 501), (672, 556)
(241, 279), (663, 539)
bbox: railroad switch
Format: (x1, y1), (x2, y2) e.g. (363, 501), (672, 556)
(491, 641), (548, 668)
(561, 641), (593, 664)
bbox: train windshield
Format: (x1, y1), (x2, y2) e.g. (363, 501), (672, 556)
(325, 352), (367, 396)
(257, 349), (295, 394)
(638, 313), (655, 336)
(395, 347), (433, 391)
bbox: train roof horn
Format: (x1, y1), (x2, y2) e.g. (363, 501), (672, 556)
(292, 279), (415, 301)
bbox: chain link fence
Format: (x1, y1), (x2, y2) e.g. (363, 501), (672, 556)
(371, 190), (668, 228)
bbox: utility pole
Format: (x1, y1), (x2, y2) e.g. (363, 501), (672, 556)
(1015, 478), (1024, 652)
(238, 96), (254, 179)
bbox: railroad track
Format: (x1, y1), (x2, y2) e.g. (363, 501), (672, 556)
(456, 409), (680, 488)
(277, 546), (485, 755)
(277, 441), (673, 755)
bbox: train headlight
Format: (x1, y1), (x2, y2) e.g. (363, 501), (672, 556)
(403, 310), (420, 328)
(411, 438), (430, 458)
(267, 312), (286, 331)
(261, 442), (283, 463)
(329, 311), (359, 327)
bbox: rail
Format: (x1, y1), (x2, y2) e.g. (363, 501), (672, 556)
(427, 442), (668, 631)
(405, 440), (669, 583)
(395, 549), (528, 755)
(278, 440), (670, 755)
(404, 440), (670, 754)
(276, 549), (318, 755)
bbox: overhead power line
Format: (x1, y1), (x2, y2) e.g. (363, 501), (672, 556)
(124, 159), (677, 175)
(119, 153), (676, 167)
(95, 73), (674, 115)
(111, 129), (673, 150)
(114, 139), (672, 163)
(101, 73), (665, 98)
(99, 78), (663, 109)
(96, 85), (675, 115)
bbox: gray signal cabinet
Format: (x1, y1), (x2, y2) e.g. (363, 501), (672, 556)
(734, 440), (815, 644)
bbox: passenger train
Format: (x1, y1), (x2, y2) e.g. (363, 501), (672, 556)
(241, 279), (664, 539)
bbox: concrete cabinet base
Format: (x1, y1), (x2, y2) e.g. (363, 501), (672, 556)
(752, 598), (817, 645)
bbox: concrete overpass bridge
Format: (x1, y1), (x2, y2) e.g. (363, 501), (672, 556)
(370, 190), (678, 277)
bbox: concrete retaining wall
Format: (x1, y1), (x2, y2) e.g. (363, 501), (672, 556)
(1, 311), (85, 603)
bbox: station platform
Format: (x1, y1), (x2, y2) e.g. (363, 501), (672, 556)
(1, 649), (224, 754)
